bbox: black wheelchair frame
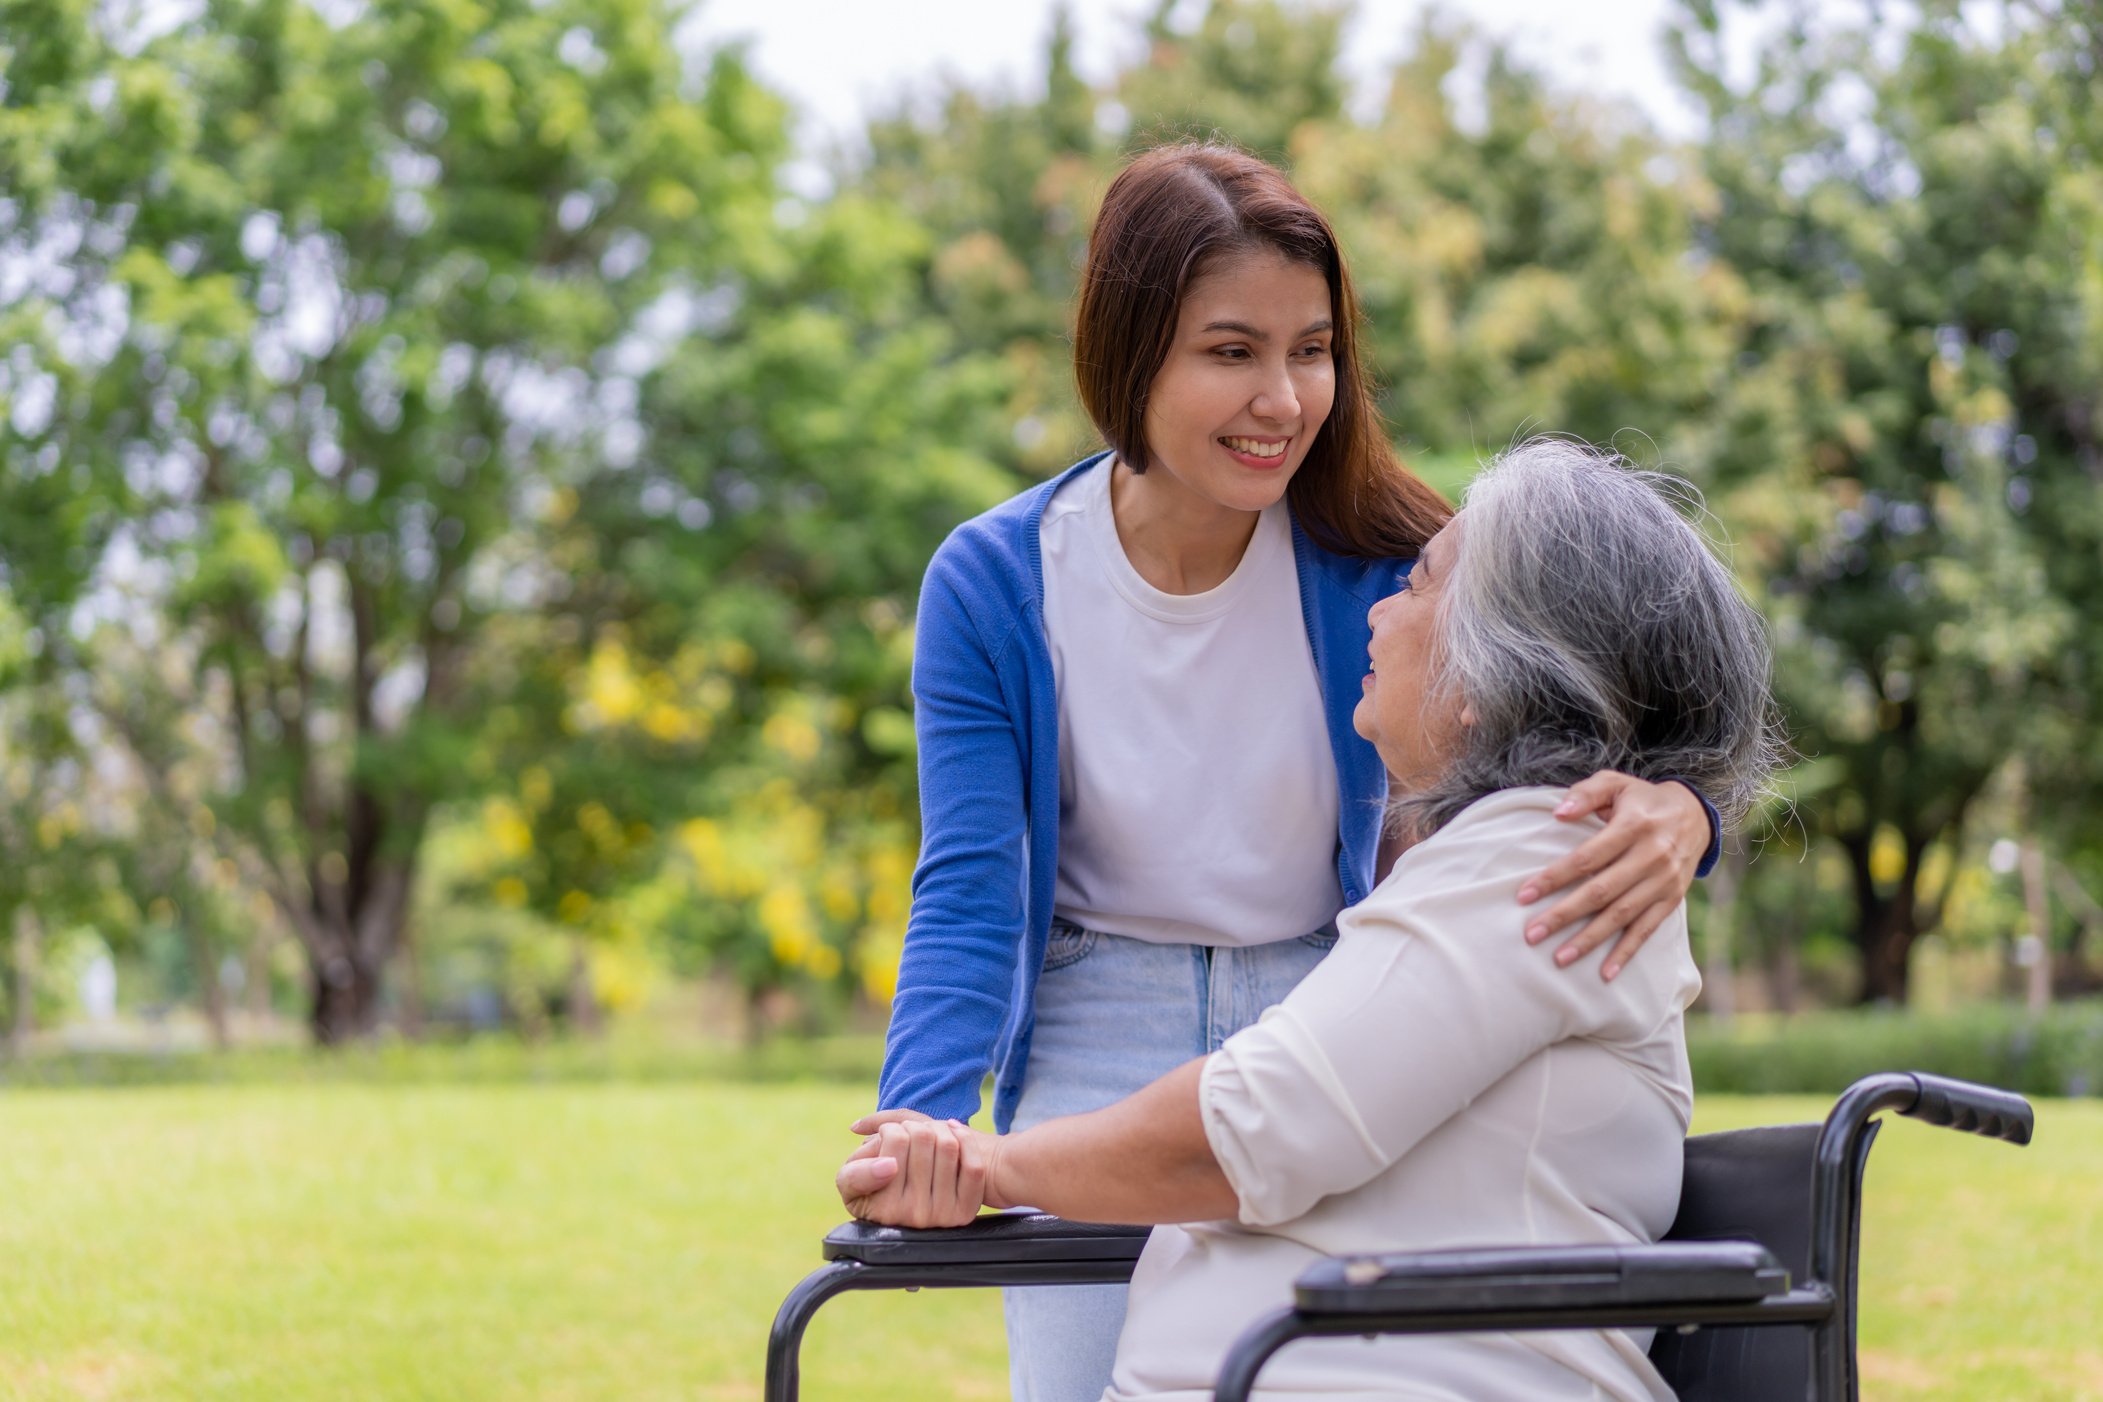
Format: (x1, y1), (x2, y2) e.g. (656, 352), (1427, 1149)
(767, 1070), (2033, 1402)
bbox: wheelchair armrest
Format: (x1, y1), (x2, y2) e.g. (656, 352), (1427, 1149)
(822, 1209), (1152, 1267)
(1294, 1241), (1789, 1315)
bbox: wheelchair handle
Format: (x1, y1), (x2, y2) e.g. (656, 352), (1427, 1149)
(1900, 1072), (2034, 1145)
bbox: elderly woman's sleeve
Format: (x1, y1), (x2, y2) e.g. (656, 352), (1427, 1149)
(1199, 793), (1682, 1227)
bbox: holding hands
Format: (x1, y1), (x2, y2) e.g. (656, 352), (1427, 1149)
(837, 1109), (1010, 1228)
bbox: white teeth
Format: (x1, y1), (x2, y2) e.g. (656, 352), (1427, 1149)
(1222, 437), (1287, 457)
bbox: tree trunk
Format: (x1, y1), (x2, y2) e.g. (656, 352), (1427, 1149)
(2018, 838), (2053, 1016)
(565, 937), (601, 1038)
(742, 983), (769, 1049)
(308, 947), (388, 1045)
(9, 907), (37, 1057)
(1856, 908), (1914, 1004)
(185, 920), (231, 1052)
(395, 917), (426, 1041)
(1767, 926), (1801, 1014)
(2058, 920), (2101, 998)
(244, 925), (276, 1022)
(1841, 830), (1920, 1006)
(2050, 861), (2103, 998)
(300, 851), (417, 1047)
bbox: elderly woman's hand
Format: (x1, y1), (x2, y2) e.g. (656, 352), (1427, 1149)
(837, 1117), (993, 1228)
(1517, 772), (1711, 980)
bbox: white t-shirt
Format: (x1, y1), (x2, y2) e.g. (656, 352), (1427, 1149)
(1040, 459), (1341, 948)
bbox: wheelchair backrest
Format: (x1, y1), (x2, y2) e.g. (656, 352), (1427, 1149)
(1647, 1120), (1873, 1400)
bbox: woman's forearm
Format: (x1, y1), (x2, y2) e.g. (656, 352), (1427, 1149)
(988, 1057), (1239, 1225)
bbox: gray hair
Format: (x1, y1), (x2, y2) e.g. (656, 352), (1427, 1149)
(1388, 440), (1784, 839)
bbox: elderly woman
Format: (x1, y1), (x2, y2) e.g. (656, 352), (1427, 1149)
(837, 442), (1781, 1401)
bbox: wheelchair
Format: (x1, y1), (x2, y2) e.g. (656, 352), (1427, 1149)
(768, 1070), (2033, 1401)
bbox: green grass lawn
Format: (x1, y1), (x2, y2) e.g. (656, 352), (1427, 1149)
(0, 1082), (2095, 1401)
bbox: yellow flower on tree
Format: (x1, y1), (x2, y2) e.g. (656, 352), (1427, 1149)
(485, 799), (534, 859)
(762, 710), (822, 764)
(570, 634), (642, 730)
(759, 884), (816, 965)
(858, 922), (905, 1003)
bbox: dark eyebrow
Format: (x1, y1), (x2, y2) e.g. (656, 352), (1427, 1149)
(1199, 318), (1335, 339)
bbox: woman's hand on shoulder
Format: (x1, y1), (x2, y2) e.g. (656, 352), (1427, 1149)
(837, 1111), (999, 1228)
(1515, 772), (1708, 980)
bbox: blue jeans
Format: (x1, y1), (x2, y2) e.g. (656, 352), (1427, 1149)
(1002, 921), (1338, 1402)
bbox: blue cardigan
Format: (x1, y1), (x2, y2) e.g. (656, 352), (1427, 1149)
(875, 453), (1719, 1131)
(877, 454), (1411, 1130)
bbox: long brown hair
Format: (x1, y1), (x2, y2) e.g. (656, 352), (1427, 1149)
(1072, 142), (1451, 559)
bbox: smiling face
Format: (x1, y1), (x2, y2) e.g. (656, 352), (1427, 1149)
(1354, 516), (1470, 787)
(1136, 246), (1337, 515)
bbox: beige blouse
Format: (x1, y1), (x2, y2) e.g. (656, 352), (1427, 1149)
(1104, 788), (1701, 1402)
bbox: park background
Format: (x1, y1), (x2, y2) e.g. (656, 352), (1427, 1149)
(1, 0), (2100, 1397)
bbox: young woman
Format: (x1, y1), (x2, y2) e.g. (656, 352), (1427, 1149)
(862, 145), (1719, 1402)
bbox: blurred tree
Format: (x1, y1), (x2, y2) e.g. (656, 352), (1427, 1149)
(112, 837), (258, 1049)
(854, 5), (1105, 481)
(1986, 0), (2103, 998)
(0, 436), (108, 1045)
(9, 0), (2098, 1038)
(855, 3), (1745, 476)
(0, 685), (85, 1051)
(1121, 0), (1351, 161)
(1297, 15), (1744, 460)
(554, 154), (1020, 1035)
(1667, 0), (2098, 1001)
(0, 0), (784, 1040)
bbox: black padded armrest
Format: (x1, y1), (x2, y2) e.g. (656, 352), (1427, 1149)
(1295, 1241), (1788, 1315)
(823, 1210), (1151, 1267)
